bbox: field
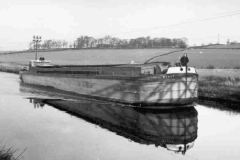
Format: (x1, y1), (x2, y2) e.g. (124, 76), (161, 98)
(0, 48), (240, 68)
(203, 43), (240, 49)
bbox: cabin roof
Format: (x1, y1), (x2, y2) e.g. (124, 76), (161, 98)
(30, 60), (51, 63)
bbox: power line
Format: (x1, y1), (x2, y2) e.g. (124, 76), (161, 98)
(95, 10), (240, 38)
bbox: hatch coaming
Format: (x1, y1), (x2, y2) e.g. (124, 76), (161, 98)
(28, 61), (196, 77)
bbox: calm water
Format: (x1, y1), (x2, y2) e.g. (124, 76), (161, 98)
(1, 72), (240, 160)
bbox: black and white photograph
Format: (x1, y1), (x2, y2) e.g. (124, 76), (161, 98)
(0, 0), (240, 159)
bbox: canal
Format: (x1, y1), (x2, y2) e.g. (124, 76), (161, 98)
(0, 72), (240, 160)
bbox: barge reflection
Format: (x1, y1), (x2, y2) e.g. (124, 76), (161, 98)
(29, 98), (198, 154)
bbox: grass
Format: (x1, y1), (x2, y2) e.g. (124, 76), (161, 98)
(199, 75), (240, 87)
(0, 141), (27, 160)
(205, 65), (215, 69)
(0, 147), (16, 160)
(197, 69), (240, 104)
(197, 69), (240, 82)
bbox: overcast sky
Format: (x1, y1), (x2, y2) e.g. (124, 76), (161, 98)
(0, 0), (240, 50)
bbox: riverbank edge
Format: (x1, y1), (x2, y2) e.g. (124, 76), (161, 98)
(0, 62), (26, 74)
(1, 62), (240, 108)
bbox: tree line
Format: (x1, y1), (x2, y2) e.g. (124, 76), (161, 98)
(29, 39), (69, 50)
(29, 36), (188, 50)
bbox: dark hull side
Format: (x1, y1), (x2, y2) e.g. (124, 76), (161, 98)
(20, 71), (198, 107)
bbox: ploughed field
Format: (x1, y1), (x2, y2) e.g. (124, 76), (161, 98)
(0, 48), (240, 68)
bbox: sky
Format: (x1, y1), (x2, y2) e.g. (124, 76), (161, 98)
(0, 0), (240, 50)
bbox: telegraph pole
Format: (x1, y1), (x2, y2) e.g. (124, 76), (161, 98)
(33, 36), (42, 60)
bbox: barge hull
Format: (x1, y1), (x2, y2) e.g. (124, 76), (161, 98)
(20, 72), (198, 106)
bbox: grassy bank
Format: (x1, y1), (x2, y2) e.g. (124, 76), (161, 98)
(197, 69), (240, 107)
(0, 62), (26, 74)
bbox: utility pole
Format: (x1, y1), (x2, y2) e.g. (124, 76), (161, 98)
(33, 36), (42, 60)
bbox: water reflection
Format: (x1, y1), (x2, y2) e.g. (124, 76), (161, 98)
(29, 98), (198, 154)
(198, 97), (240, 114)
(30, 99), (45, 108)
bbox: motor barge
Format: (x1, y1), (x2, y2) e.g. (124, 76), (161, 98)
(19, 57), (198, 107)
